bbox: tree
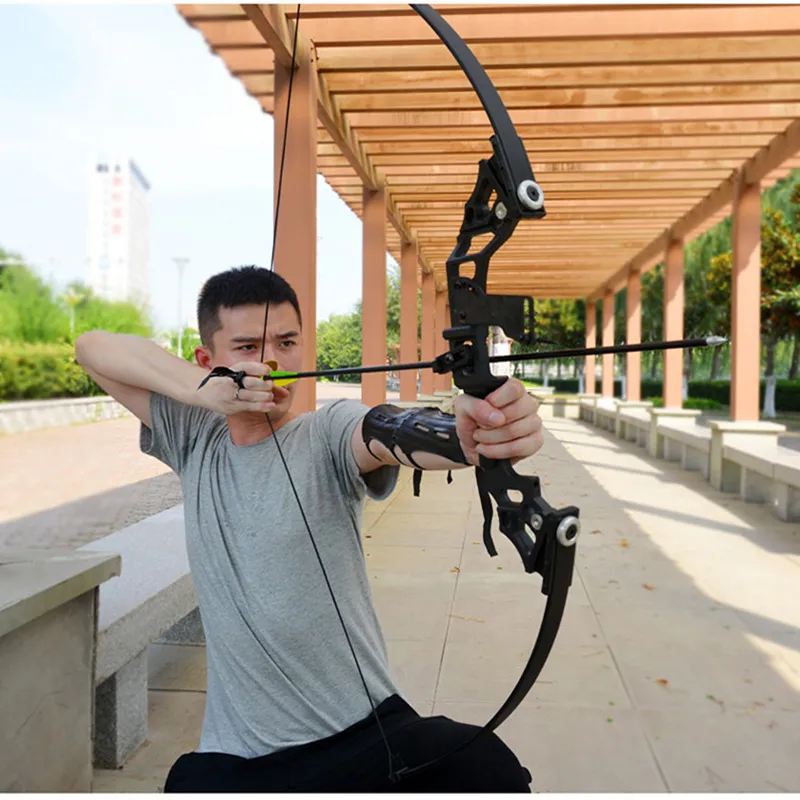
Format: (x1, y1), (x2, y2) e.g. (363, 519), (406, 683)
(707, 186), (800, 414)
(0, 258), (69, 343)
(316, 312), (362, 380)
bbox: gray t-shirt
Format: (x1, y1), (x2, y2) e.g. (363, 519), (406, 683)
(141, 393), (401, 759)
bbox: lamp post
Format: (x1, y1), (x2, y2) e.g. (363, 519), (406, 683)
(172, 257), (190, 358)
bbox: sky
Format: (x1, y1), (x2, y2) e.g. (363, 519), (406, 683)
(0, 3), (368, 333)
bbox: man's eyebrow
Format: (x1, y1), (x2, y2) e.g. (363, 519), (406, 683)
(228, 331), (299, 344)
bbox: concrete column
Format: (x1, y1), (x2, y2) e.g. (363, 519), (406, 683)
(626, 270), (642, 402)
(361, 186), (387, 408)
(434, 290), (449, 392)
(399, 240), (418, 401)
(420, 271), (436, 396)
(602, 289), (615, 398)
(585, 300), (597, 394)
(731, 179), (762, 421)
(663, 237), (684, 408)
(273, 47), (317, 414)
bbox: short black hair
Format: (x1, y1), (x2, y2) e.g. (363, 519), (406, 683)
(197, 266), (301, 349)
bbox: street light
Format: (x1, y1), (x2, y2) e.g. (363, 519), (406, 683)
(172, 257), (190, 358)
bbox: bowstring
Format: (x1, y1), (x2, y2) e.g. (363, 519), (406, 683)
(260, 3), (401, 782)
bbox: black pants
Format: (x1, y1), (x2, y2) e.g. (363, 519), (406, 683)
(164, 695), (531, 793)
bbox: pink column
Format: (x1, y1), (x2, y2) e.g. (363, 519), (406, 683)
(585, 301), (597, 394)
(273, 47), (317, 413)
(663, 238), (684, 408)
(602, 289), (615, 398)
(420, 271), (436, 395)
(731, 179), (762, 421)
(361, 186), (387, 408)
(399, 240), (418, 401)
(626, 270), (642, 401)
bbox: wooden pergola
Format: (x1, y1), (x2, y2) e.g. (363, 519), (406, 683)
(176, 3), (800, 418)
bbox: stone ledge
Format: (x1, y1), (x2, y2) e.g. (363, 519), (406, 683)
(0, 395), (130, 436)
(0, 549), (121, 639)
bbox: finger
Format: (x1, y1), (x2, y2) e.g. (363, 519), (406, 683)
(237, 389), (274, 405)
(232, 361), (272, 378)
(472, 414), (541, 445)
(457, 394), (506, 428)
(242, 375), (274, 391)
(491, 394), (539, 425)
(484, 378), (526, 409)
(476, 429), (544, 461)
(239, 401), (277, 414)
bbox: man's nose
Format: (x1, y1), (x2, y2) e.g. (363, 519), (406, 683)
(260, 342), (279, 364)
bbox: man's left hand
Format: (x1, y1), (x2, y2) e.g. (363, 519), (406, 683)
(454, 378), (544, 466)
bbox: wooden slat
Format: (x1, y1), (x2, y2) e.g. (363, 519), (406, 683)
(175, 3), (800, 299)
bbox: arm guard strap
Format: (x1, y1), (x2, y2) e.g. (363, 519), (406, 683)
(362, 404), (469, 496)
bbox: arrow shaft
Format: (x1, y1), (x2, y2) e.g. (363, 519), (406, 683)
(269, 337), (725, 384)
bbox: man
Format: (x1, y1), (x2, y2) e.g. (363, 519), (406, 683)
(75, 265), (545, 793)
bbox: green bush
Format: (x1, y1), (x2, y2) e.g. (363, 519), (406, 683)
(548, 375), (800, 413)
(645, 396), (722, 411)
(687, 379), (800, 412)
(0, 342), (102, 401)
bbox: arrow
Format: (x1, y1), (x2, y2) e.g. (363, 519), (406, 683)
(261, 337), (727, 385)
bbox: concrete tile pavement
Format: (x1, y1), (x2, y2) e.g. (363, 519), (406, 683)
(94, 415), (800, 792)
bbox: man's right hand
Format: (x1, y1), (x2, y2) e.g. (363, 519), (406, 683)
(196, 362), (285, 416)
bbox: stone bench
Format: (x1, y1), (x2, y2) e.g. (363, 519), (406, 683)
(578, 395), (600, 424)
(593, 398), (619, 432)
(78, 505), (202, 768)
(534, 394), (581, 419)
(719, 441), (800, 521)
(617, 407), (651, 447)
(658, 419), (712, 478)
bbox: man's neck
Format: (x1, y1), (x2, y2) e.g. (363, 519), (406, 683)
(227, 409), (299, 447)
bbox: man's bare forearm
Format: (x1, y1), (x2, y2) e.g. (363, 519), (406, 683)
(75, 331), (207, 405)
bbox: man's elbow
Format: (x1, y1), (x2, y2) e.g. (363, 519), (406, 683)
(75, 330), (107, 366)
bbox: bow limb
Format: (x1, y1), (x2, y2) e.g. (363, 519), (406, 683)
(390, 4), (582, 781)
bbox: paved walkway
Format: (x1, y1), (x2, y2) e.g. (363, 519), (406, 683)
(92, 414), (800, 793)
(0, 382), (397, 551)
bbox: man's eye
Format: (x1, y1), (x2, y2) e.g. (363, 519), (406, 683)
(279, 340), (296, 348)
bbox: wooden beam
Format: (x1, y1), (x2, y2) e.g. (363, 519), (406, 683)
(333, 84), (800, 113)
(237, 6), (800, 47)
(322, 61), (800, 94)
(343, 103), (800, 128)
(312, 35), (800, 72)
(334, 119), (791, 142)
(598, 118), (800, 298)
(241, 5), (298, 69)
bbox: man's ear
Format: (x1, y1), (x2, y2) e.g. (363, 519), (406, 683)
(195, 345), (213, 369)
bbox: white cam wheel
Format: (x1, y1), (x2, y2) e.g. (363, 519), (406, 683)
(518, 180), (544, 211)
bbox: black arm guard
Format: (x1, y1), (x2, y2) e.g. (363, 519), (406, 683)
(362, 404), (469, 496)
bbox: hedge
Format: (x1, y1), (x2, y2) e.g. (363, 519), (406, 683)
(1, 342), (799, 412)
(0, 342), (103, 401)
(525, 375), (800, 412)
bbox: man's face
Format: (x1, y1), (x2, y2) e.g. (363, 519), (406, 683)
(196, 301), (303, 416)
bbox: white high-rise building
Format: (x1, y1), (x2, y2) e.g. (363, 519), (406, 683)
(86, 156), (150, 304)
